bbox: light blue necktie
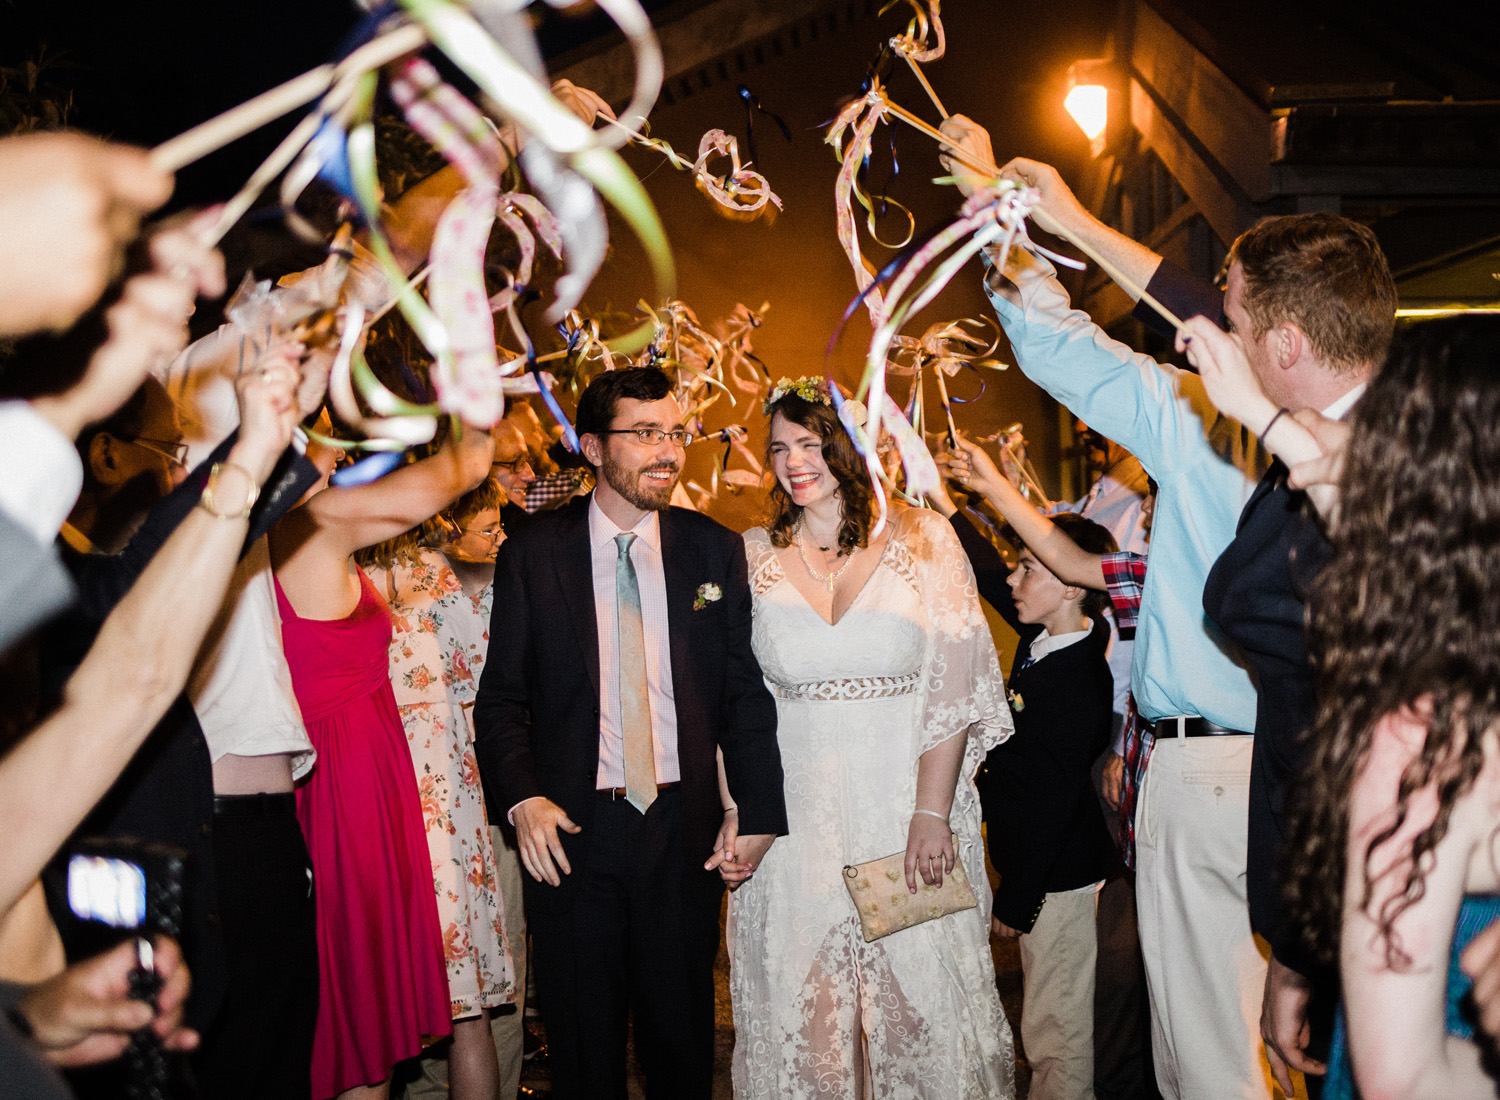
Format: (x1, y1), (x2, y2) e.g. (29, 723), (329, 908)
(615, 533), (657, 812)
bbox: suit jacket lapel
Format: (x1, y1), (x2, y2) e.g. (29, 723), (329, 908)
(658, 510), (697, 731)
(554, 498), (601, 703)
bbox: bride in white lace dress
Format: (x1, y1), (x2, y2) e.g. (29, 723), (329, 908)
(724, 380), (1016, 1099)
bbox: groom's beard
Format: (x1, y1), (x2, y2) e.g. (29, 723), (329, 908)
(599, 450), (680, 511)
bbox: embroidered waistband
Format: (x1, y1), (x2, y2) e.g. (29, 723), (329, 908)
(770, 671), (922, 702)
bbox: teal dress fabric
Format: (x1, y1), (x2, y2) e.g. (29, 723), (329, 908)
(1325, 894), (1500, 1099)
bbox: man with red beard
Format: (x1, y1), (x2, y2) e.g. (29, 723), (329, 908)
(473, 367), (787, 1100)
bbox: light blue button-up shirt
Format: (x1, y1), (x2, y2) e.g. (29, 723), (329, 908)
(984, 252), (1263, 729)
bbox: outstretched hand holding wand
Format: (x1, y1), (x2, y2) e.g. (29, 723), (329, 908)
(932, 436), (1107, 592)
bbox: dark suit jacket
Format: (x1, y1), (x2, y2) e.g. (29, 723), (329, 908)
(1136, 261), (1332, 975)
(472, 496), (786, 913)
(40, 434), (320, 1031)
(949, 512), (1118, 933)
(1203, 464), (1329, 973)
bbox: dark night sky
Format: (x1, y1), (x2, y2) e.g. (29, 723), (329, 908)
(0, 1), (692, 208)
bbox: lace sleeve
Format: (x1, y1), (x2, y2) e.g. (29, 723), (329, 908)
(742, 527), (782, 597)
(902, 509), (1014, 760)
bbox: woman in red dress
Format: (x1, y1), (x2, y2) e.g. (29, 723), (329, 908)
(271, 421), (494, 1100)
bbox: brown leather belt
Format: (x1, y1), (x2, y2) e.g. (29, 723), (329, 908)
(596, 781), (681, 801)
(1151, 716), (1249, 738)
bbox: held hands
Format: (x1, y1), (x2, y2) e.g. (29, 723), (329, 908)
(513, 796), (582, 887)
(703, 808), (775, 890)
(705, 807), (745, 886)
(904, 812), (955, 893)
(18, 937), (197, 1067)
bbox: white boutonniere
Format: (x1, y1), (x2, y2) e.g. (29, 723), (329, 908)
(1007, 688), (1025, 713)
(694, 582), (722, 611)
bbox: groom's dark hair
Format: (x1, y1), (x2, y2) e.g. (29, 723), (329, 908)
(575, 367), (675, 438)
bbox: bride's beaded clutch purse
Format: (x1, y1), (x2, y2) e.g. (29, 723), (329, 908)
(842, 844), (978, 942)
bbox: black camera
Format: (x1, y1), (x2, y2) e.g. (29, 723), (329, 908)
(66, 838), (188, 1100)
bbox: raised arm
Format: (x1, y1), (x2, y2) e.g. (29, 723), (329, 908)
(1339, 708), (1496, 1100)
(0, 357), (299, 915)
(293, 422), (495, 559)
(937, 117), (1162, 301)
(935, 437), (1107, 591)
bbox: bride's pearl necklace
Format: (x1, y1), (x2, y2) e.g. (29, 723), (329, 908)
(796, 520), (850, 592)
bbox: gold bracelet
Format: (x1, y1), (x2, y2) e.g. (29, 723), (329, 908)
(198, 462), (260, 519)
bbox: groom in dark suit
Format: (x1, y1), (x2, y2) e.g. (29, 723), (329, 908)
(473, 367), (787, 1099)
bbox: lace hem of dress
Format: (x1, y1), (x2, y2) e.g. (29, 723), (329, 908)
(770, 672), (923, 702)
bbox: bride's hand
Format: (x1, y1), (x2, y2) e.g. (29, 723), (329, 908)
(705, 808), (747, 886)
(904, 813), (955, 892)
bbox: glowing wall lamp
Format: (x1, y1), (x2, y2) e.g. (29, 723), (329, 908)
(1065, 59), (1116, 157)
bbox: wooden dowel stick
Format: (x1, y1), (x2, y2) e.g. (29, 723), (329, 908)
(151, 23), (427, 174)
(199, 66), (364, 249)
(880, 96), (994, 176)
(902, 53), (948, 119)
(1079, 245), (1187, 331)
(931, 363), (959, 445)
(1004, 438), (1051, 506)
(879, 93), (1188, 333)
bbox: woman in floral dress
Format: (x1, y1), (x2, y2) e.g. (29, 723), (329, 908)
(361, 479), (514, 1099)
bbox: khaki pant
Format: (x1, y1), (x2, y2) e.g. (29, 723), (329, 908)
(1019, 886), (1099, 1100)
(401, 824), (528, 1098)
(1136, 735), (1272, 1100)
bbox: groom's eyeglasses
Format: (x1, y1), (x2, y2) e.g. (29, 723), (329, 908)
(598, 427), (694, 447)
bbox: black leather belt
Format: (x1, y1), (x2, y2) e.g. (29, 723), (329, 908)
(1151, 716), (1248, 738)
(213, 792), (298, 818)
(597, 782), (680, 801)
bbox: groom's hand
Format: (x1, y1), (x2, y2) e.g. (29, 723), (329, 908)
(512, 797), (581, 887)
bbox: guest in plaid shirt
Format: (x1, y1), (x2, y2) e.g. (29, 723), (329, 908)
(523, 441), (594, 514)
(1100, 552), (1148, 866)
(938, 439), (1157, 865)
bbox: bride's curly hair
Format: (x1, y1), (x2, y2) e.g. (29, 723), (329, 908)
(1285, 315), (1500, 968)
(764, 391), (873, 554)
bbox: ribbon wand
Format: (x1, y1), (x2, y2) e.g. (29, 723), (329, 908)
(150, 24), (428, 173)
(876, 93), (1188, 334)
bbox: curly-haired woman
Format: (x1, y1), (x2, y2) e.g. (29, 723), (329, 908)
(1283, 316), (1500, 1100)
(723, 378), (1017, 1098)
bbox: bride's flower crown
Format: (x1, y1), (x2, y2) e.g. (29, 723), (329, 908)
(763, 375), (831, 414)
(763, 374), (869, 428)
